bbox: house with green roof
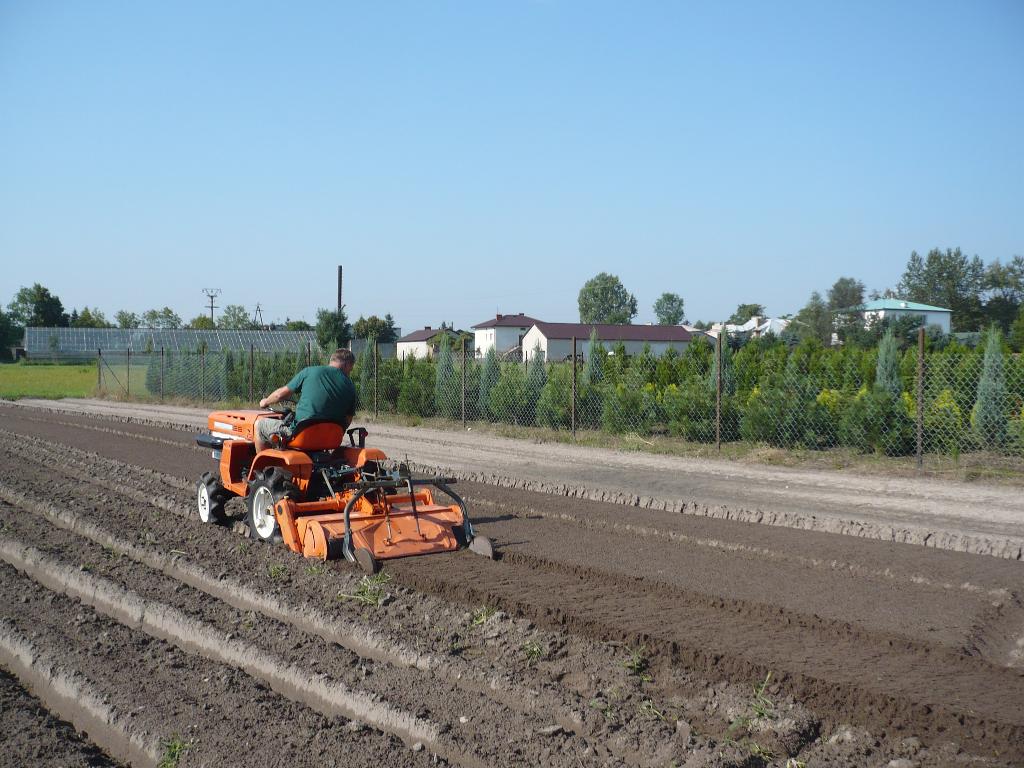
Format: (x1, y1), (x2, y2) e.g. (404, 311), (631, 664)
(857, 298), (952, 333)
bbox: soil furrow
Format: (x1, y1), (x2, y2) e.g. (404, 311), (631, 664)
(387, 546), (1024, 761)
(0, 562), (440, 768)
(0, 536), (454, 757)
(0, 667), (125, 768)
(0, 455), (746, 767)
(0, 622), (159, 767)
(0, 503), (634, 768)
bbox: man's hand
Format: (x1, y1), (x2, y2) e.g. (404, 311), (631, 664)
(260, 385), (293, 410)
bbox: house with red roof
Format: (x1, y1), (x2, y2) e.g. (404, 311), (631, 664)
(395, 326), (462, 360)
(470, 313), (542, 359)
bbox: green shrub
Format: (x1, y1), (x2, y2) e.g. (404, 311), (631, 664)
(434, 336), (460, 419)
(838, 387), (914, 455)
(536, 364), (572, 429)
(477, 348), (500, 419)
(925, 388), (966, 455)
(489, 364), (529, 424)
(397, 356), (435, 417)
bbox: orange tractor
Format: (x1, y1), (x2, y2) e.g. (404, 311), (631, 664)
(195, 404), (494, 573)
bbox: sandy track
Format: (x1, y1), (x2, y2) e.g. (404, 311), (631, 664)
(1, 407), (1023, 766)
(7, 398), (1024, 559)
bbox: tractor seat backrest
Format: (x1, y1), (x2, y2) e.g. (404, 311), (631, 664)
(287, 420), (345, 451)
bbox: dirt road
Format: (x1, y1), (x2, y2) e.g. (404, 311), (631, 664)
(1, 402), (1022, 766)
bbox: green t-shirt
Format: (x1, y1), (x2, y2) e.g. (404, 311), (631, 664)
(286, 365), (356, 426)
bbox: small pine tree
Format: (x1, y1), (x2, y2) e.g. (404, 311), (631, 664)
(434, 335), (459, 420)
(582, 329), (604, 385)
(478, 347), (500, 420)
(971, 327), (1008, 449)
(875, 329), (901, 397)
(525, 342), (548, 424)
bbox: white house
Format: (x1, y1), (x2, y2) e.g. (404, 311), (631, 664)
(471, 313), (542, 358)
(521, 322), (698, 361)
(707, 316), (790, 339)
(858, 299), (952, 334)
(395, 327), (462, 360)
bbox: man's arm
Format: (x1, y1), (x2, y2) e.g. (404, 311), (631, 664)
(259, 385), (293, 409)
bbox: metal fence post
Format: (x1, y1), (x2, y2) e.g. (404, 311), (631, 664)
(373, 340), (379, 418)
(306, 340), (311, 367)
(249, 345), (254, 402)
(715, 330), (723, 452)
(160, 347), (165, 401)
(571, 336), (577, 439)
(916, 326), (925, 469)
(201, 348), (206, 402)
(461, 338), (467, 428)
(97, 349), (101, 393)
(126, 347), (130, 399)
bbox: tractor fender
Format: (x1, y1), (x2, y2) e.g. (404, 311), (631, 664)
(248, 450), (314, 491)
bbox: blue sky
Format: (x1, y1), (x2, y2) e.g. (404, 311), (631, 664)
(1, 1), (1021, 330)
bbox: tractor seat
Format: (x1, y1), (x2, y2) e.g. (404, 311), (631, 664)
(287, 420), (346, 451)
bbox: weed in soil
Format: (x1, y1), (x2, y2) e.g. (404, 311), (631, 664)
(338, 571), (392, 607)
(723, 673), (778, 757)
(521, 639), (544, 665)
(638, 699), (668, 721)
(623, 646), (652, 682)
(158, 736), (189, 768)
(471, 605), (497, 627)
(267, 563), (287, 581)
(305, 563), (327, 576)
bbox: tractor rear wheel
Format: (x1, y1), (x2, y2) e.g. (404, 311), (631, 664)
(246, 467), (299, 542)
(196, 472), (229, 524)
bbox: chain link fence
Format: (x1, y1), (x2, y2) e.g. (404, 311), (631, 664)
(93, 332), (1024, 470)
(96, 344), (318, 403)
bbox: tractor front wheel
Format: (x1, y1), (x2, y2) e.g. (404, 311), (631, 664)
(246, 467), (298, 542)
(196, 472), (229, 525)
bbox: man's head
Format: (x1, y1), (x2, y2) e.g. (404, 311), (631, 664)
(329, 348), (355, 375)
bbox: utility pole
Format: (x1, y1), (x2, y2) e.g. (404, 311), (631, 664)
(252, 303), (264, 328)
(202, 288), (221, 324)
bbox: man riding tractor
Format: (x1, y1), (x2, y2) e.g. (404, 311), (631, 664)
(256, 348), (356, 452)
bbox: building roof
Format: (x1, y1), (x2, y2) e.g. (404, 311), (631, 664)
(397, 327), (461, 343)
(857, 299), (952, 313)
(471, 313), (542, 329)
(531, 322), (695, 342)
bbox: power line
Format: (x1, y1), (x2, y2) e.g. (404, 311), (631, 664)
(202, 288), (221, 323)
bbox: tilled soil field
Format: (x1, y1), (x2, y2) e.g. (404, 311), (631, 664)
(1, 407), (1022, 767)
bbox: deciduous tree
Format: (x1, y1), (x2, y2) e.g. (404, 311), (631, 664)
(353, 314), (398, 343)
(114, 310), (140, 329)
(315, 307), (351, 351)
(8, 284), (67, 327)
(726, 303), (766, 325)
(578, 273), (637, 324)
(141, 307), (182, 329)
(653, 293), (686, 325)
(794, 292), (832, 345)
(217, 304), (255, 330)
(189, 315), (216, 330)
(70, 307), (111, 328)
